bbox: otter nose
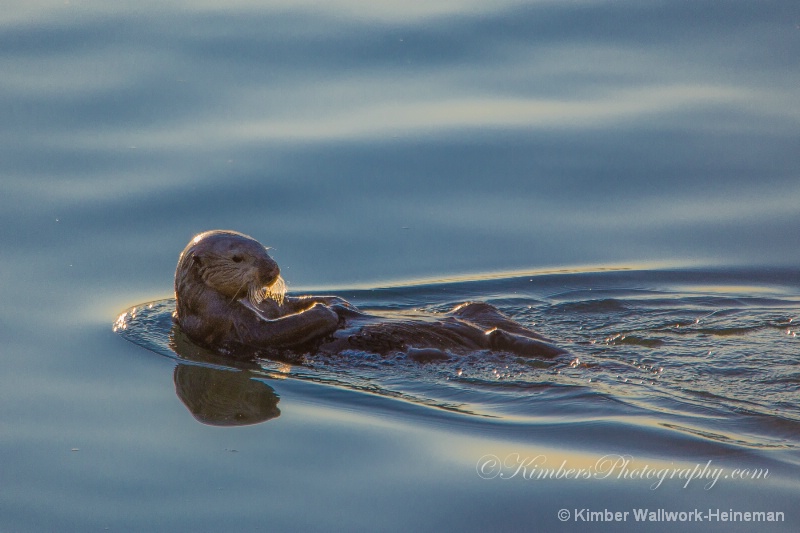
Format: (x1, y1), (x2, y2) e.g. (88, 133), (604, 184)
(257, 256), (280, 285)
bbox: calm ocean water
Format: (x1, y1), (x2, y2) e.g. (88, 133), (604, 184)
(2, 1), (799, 531)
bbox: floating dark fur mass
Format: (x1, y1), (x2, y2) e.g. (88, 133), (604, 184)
(172, 230), (566, 361)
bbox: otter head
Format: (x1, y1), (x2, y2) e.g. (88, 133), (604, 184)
(175, 230), (286, 308)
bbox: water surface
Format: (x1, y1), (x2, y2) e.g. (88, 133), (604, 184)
(2, 0), (799, 531)
(117, 268), (800, 450)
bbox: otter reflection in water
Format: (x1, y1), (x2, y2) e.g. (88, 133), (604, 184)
(174, 230), (566, 361)
(174, 364), (281, 426)
(170, 323), (281, 426)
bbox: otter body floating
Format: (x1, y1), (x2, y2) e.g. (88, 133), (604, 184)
(174, 230), (566, 360)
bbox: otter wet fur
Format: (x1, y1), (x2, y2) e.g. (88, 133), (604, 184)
(174, 230), (566, 361)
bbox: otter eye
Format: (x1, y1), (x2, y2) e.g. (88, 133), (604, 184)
(232, 255), (243, 263)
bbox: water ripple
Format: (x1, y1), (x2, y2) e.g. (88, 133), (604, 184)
(116, 267), (800, 451)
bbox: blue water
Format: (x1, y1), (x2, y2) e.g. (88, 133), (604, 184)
(2, 1), (799, 531)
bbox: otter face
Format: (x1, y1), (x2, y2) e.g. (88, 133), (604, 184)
(179, 230), (285, 305)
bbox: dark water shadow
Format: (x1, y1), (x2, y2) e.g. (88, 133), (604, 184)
(169, 327), (280, 426)
(173, 364), (280, 426)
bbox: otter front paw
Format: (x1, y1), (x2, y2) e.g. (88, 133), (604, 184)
(307, 303), (340, 336)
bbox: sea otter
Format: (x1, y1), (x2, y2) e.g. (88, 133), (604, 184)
(174, 230), (566, 360)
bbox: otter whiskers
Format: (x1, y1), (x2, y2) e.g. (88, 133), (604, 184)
(243, 275), (286, 307)
(265, 275), (286, 305)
